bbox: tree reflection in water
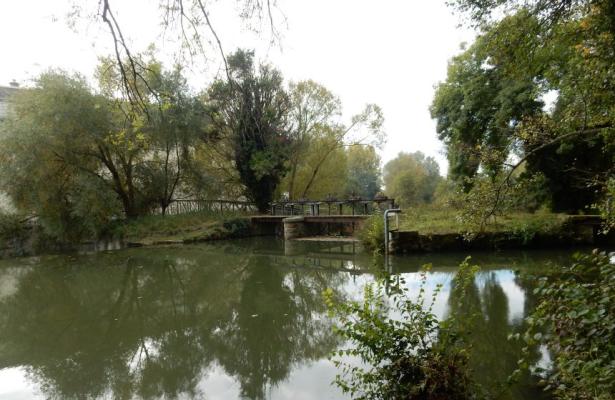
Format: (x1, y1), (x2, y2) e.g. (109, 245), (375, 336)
(445, 270), (549, 400)
(0, 242), (570, 399)
(0, 241), (347, 399)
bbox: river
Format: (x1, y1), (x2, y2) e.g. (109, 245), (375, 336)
(0, 238), (580, 399)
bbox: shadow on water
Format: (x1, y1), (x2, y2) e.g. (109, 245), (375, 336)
(0, 238), (579, 399)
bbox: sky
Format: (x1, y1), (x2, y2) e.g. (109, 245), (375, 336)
(0, 0), (475, 174)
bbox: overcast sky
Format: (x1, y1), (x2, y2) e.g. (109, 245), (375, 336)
(0, 0), (475, 174)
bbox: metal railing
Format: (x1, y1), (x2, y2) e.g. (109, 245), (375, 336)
(269, 197), (396, 216)
(158, 199), (258, 216)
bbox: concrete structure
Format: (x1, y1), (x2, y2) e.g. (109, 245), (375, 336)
(251, 215), (368, 240)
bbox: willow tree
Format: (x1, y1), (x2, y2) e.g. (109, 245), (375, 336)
(283, 80), (385, 200)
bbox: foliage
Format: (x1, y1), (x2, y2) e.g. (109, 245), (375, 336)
(0, 71), (121, 241)
(207, 49), (292, 213)
(0, 58), (209, 241)
(280, 131), (349, 199)
(514, 250), (615, 400)
(430, 38), (542, 187)
(345, 145), (382, 198)
(435, 0), (615, 218)
(282, 80), (385, 200)
(595, 177), (614, 232)
(399, 205), (568, 236)
(324, 260), (483, 400)
(0, 212), (29, 246)
(383, 152), (443, 207)
(357, 213), (385, 253)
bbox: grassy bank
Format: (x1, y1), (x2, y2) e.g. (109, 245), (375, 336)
(398, 207), (569, 236)
(114, 211), (253, 246)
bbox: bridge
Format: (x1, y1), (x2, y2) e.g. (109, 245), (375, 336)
(158, 196), (397, 241)
(254, 197), (397, 240)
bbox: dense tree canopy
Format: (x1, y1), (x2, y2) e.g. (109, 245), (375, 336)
(0, 60), (210, 239)
(433, 0), (615, 216)
(207, 49), (292, 212)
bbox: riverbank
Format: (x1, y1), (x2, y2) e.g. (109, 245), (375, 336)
(0, 211), (258, 258)
(390, 209), (613, 253)
(115, 212), (255, 246)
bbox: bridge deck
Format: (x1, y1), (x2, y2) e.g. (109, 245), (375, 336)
(251, 215), (368, 224)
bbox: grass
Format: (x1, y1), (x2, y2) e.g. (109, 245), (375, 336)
(398, 206), (569, 236)
(114, 210), (250, 245)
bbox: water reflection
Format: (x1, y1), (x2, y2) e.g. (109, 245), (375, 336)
(0, 240), (574, 399)
(0, 240), (346, 399)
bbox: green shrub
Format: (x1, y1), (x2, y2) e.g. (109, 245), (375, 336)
(0, 213), (29, 245)
(325, 259), (485, 399)
(514, 250), (615, 400)
(222, 217), (252, 237)
(358, 213), (385, 253)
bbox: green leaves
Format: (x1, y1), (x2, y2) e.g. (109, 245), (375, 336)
(326, 261), (483, 399)
(518, 250), (615, 399)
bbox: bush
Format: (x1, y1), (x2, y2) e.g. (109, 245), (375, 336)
(515, 250), (615, 400)
(358, 213), (385, 253)
(325, 259), (485, 399)
(0, 213), (29, 246)
(222, 217), (252, 237)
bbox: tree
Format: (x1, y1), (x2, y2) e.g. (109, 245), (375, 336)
(136, 66), (210, 215)
(207, 49), (292, 212)
(0, 58), (210, 239)
(285, 80), (342, 199)
(0, 71), (120, 239)
(383, 152), (442, 207)
(282, 80), (385, 200)
(95, 55), (210, 217)
(434, 1), (615, 220)
(430, 37), (543, 188)
(345, 145), (382, 198)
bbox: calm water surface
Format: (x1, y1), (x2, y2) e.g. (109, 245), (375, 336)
(0, 238), (577, 399)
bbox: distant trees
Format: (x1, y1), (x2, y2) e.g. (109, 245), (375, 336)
(383, 152), (442, 207)
(345, 145), (382, 199)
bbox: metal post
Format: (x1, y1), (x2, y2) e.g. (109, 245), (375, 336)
(383, 208), (402, 255)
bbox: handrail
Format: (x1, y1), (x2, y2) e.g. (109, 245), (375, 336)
(270, 197), (396, 216)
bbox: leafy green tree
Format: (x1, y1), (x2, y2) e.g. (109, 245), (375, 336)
(285, 80), (342, 199)
(437, 0), (615, 218)
(345, 145), (382, 198)
(430, 38), (543, 188)
(136, 66), (210, 215)
(0, 71), (121, 240)
(0, 59), (210, 240)
(383, 152), (442, 207)
(280, 132), (349, 199)
(207, 49), (291, 212)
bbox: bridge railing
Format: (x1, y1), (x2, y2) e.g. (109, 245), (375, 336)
(157, 199), (258, 216)
(269, 197), (396, 216)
